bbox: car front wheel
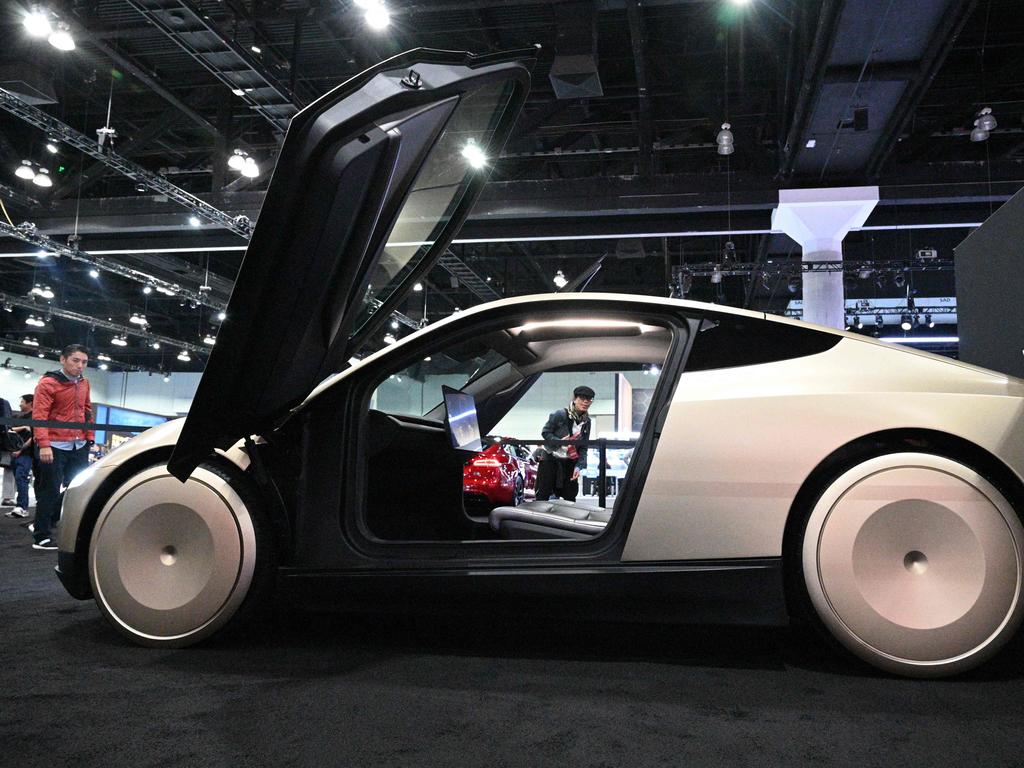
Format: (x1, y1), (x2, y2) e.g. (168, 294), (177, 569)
(88, 461), (275, 648)
(799, 452), (1024, 677)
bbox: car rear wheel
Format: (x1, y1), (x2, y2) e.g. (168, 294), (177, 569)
(88, 461), (275, 648)
(512, 476), (525, 506)
(799, 452), (1024, 677)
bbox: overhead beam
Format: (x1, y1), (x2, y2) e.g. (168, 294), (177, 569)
(0, 292), (208, 354)
(0, 88), (252, 238)
(779, 0), (845, 178)
(865, 0), (979, 177)
(0, 221), (227, 311)
(624, 0), (655, 177)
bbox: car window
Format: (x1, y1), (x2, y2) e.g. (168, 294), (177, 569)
(351, 79), (517, 338)
(684, 314), (840, 372)
(370, 342), (509, 418)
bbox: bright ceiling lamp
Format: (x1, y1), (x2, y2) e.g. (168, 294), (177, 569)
(217, 311), (227, 321)
(15, 160), (35, 180)
(31, 283), (54, 299)
(88, 269), (99, 278)
(22, 337), (39, 346)
(98, 363), (109, 370)
(188, 215), (201, 227)
(25, 314), (45, 327)
(111, 335), (128, 347)
(202, 333), (216, 345)
(151, 342), (160, 350)
(23, 7), (52, 37)
(228, 149), (247, 171)
(383, 333), (397, 345)
(129, 313), (148, 326)
(900, 314), (913, 331)
(241, 156), (260, 178)
(32, 168), (52, 187)
(364, 2), (391, 30)
(162, 373), (171, 382)
(461, 139), (487, 169)
(177, 350), (191, 362)
(48, 21), (75, 51)
(96, 353), (111, 361)
(552, 269), (568, 288)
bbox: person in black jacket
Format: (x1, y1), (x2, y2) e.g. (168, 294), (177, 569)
(535, 385), (594, 502)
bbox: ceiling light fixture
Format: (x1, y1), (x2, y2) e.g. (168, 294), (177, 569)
(15, 160), (35, 180)
(241, 156), (260, 178)
(716, 123), (734, 156)
(47, 21), (75, 51)
(364, 2), (391, 30)
(88, 269), (100, 279)
(188, 215), (201, 227)
(900, 314), (912, 331)
(23, 7), (52, 37)
(45, 141), (59, 155)
(22, 337), (39, 347)
(32, 168), (52, 188)
(111, 335), (128, 347)
(97, 353), (111, 361)
(129, 313), (148, 326)
(552, 269), (568, 288)
(143, 285), (153, 294)
(383, 333), (397, 345)
(163, 374), (171, 383)
(217, 311), (227, 321)
(177, 350), (191, 362)
(202, 334), (216, 345)
(99, 363), (109, 371)
(926, 314), (935, 328)
(412, 282), (423, 292)
(151, 342), (161, 350)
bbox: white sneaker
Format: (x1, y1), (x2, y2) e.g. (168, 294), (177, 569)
(4, 506), (28, 518)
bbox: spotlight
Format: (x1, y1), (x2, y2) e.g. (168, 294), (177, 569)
(926, 313), (935, 328)
(32, 168), (52, 188)
(711, 265), (723, 284)
(163, 374), (171, 383)
(111, 335), (128, 347)
(250, 45), (261, 54)
(716, 123), (734, 156)
(22, 337), (39, 346)
(228, 149), (247, 170)
(875, 313), (884, 328)
(151, 342), (161, 350)
(188, 215), (201, 227)
(217, 311), (227, 321)
(177, 350), (191, 362)
(412, 282), (423, 292)
(45, 141), (58, 155)
(129, 313), (148, 326)
(15, 160), (35, 180)
(47, 21), (75, 51)
(143, 285), (153, 295)
(383, 333), (397, 345)
(364, 3), (391, 29)
(135, 182), (147, 192)
(390, 319), (399, 330)
(88, 269), (100, 279)
(241, 156), (260, 178)
(461, 139), (487, 169)
(23, 7), (52, 37)
(970, 120), (989, 143)
(893, 272), (906, 289)
(854, 315), (863, 330)
(202, 334), (216, 345)
(900, 314), (912, 331)
(96, 353), (111, 361)
(552, 269), (568, 288)
(99, 363), (109, 371)
(787, 276), (800, 293)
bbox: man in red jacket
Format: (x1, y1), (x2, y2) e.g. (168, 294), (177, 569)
(31, 344), (93, 551)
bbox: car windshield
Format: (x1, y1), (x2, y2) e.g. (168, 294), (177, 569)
(351, 79), (515, 338)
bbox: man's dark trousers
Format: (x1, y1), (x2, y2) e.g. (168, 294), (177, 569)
(33, 445), (88, 543)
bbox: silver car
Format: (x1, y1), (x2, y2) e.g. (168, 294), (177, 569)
(56, 48), (1024, 679)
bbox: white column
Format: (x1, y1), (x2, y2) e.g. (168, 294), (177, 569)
(771, 186), (879, 329)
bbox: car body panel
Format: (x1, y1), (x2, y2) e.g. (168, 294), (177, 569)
(622, 335), (1024, 561)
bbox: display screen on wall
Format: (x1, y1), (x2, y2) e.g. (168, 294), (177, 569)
(94, 404), (168, 446)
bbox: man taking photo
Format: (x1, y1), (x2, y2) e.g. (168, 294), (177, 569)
(31, 344), (93, 551)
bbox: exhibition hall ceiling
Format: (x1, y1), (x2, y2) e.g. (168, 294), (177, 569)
(0, 0), (1020, 370)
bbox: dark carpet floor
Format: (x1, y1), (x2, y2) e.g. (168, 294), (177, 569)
(2, 514), (1023, 768)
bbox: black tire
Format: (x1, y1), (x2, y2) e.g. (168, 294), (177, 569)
(88, 460), (277, 648)
(512, 476), (525, 506)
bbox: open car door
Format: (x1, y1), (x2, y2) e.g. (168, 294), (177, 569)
(169, 48), (533, 480)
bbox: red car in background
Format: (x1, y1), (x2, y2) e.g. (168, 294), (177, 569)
(463, 442), (537, 509)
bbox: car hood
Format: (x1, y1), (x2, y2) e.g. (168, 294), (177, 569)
(169, 48), (533, 480)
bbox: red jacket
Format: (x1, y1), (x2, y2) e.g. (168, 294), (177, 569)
(33, 370), (94, 449)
